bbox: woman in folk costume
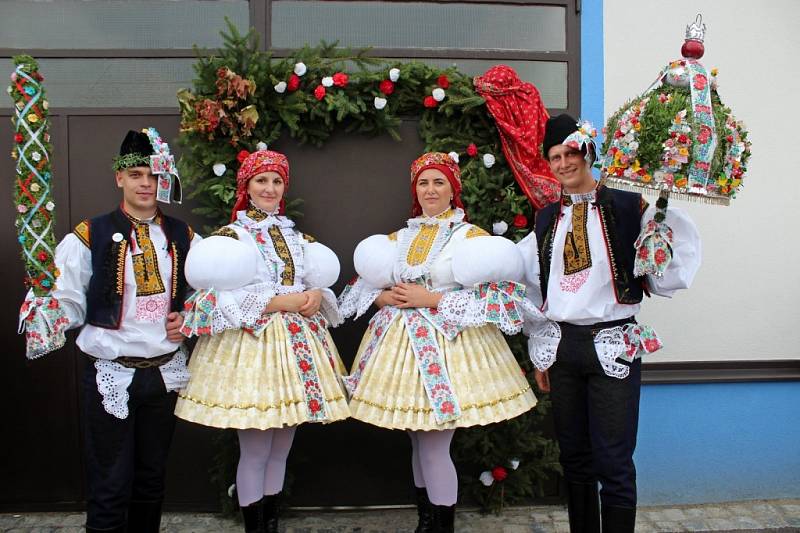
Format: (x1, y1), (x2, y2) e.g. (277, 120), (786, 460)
(175, 150), (350, 532)
(339, 152), (540, 533)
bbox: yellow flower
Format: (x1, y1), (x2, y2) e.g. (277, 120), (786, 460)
(675, 177), (688, 188)
(634, 123), (641, 131)
(678, 148), (689, 156)
(731, 178), (741, 188)
(27, 113), (38, 123)
(631, 160), (641, 172)
(717, 176), (728, 186)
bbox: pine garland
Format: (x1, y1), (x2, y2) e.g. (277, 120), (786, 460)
(8, 55), (58, 296)
(178, 21), (559, 513)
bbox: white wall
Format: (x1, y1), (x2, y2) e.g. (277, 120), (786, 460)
(604, 0), (800, 361)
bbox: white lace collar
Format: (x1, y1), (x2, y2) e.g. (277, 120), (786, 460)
(235, 209), (295, 229)
(395, 208), (466, 282)
(407, 207), (466, 229)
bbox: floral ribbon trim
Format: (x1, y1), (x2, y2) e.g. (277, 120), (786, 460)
(180, 288), (217, 337)
(686, 60), (717, 191)
(304, 313), (337, 371)
(633, 219), (674, 278)
(528, 321), (662, 379)
(18, 294), (69, 359)
(402, 310), (461, 424)
(283, 312), (328, 421)
(344, 304), (463, 424)
(477, 281), (526, 331)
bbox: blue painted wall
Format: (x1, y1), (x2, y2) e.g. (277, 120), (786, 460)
(636, 382), (800, 505)
(580, 1), (800, 506)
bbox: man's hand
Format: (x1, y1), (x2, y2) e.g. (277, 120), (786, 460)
(534, 368), (551, 393)
(375, 288), (403, 309)
(393, 283), (442, 309)
(299, 289), (322, 317)
(165, 312), (185, 343)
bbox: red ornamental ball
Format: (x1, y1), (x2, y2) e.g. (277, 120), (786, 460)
(491, 466), (508, 482)
(37, 251), (49, 262)
(332, 72), (349, 87)
(466, 143), (478, 157)
(423, 96), (438, 108)
(314, 85), (327, 101)
(236, 150), (250, 163)
(14, 133), (24, 143)
(379, 79), (395, 95)
(513, 214), (528, 228)
(681, 39), (705, 59)
(287, 73), (301, 92)
(437, 75), (450, 89)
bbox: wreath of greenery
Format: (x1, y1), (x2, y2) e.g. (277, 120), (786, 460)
(177, 22), (560, 513)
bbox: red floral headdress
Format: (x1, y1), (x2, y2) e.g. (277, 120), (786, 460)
(409, 152), (466, 218)
(231, 150), (290, 221)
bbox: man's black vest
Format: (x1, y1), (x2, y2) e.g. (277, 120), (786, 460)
(83, 208), (191, 329)
(533, 186), (647, 305)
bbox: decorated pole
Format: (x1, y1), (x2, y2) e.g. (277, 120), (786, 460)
(10, 55), (69, 358)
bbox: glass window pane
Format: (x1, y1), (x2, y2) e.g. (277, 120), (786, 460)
(420, 59), (567, 109)
(0, 0), (249, 49)
(271, 1), (565, 52)
(0, 58), (194, 107)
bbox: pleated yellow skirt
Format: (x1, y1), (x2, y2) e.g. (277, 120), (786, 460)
(175, 314), (351, 430)
(348, 314), (537, 430)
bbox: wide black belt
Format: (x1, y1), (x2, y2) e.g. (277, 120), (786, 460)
(90, 351), (176, 369)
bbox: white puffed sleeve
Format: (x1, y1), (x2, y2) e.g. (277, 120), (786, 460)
(302, 241), (342, 326)
(183, 233), (275, 335)
(516, 232), (543, 309)
(643, 206), (702, 297)
(338, 234), (396, 320)
(438, 235), (534, 334)
(51, 233), (93, 328)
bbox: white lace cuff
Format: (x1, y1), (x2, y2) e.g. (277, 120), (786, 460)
(437, 289), (486, 329)
(526, 321), (562, 372)
(318, 288), (343, 327)
(338, 277), (382, 320)
(215, 282), (276, 334)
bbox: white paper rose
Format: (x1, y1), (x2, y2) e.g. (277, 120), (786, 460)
(483, 153), (496, 168)
(432, 88), (446, 102)
(479, 471), (494, 487)
(256, 142), (268, 151)
(293, 62), (307, 76)
(448, 151), (459, 164)
(492, 221), (508, 235)
(212, 163), (227, 177)
(322, 76), (334, 88)
(509, 458), (520, 470)
(389, 68), (400, 82)
(274, 81), (287, 93)
(374, 97), (387, 110)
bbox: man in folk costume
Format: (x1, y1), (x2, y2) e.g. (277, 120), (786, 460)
(526, 115), (701, 532)
(43, 129), (199, 532)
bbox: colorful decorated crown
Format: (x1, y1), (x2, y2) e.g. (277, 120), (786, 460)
(600, 15), (751, 205)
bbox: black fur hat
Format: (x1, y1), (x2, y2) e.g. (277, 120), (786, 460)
(112, 130), (154, 171)
(542, 114), (579, 160)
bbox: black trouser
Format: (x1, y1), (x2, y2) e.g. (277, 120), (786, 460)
(82, 361), (177, 529)
(549, 322), (641, 509)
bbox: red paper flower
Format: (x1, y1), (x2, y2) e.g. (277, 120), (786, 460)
(379, 79), (395, 95)
(14, 133), (24, 144)
(423, 96), (438, 108)
(236, 150), (250, 163)
(491, 466), (508, 481)
(314, 85), (326, 101)
(332, 72), (349, 87)
(466, 143), (478, 157)
(513, 214), (528, 228)
(287, 74), (301, 92)
(37, 251), (49, 262)
(678, 134), (689, 144)
(437, 75), (450, 89)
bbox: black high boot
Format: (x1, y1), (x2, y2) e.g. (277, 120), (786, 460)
(431, 503), (455, 533)
(262, 492), (280, 533)
(566, 482), (601, 533)
(601, 505), (636, 533)
(126, 499), (163, 533)
(414, 486), (434, 533)
(240, 497), (265, 533)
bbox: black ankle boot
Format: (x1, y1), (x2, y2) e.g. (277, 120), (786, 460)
(241, 497), (265, 533)
(566, 482), (600, 533)
(126, 499), (163, 533)
(431, 503), (455, 533)
(601, 504), (636, 533)
(262, 492), (280, 533)
(414, 486), (434, 533)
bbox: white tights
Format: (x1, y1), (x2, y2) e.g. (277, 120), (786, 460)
(408, 429), (458, 505)
(236, 427), (297, 507)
